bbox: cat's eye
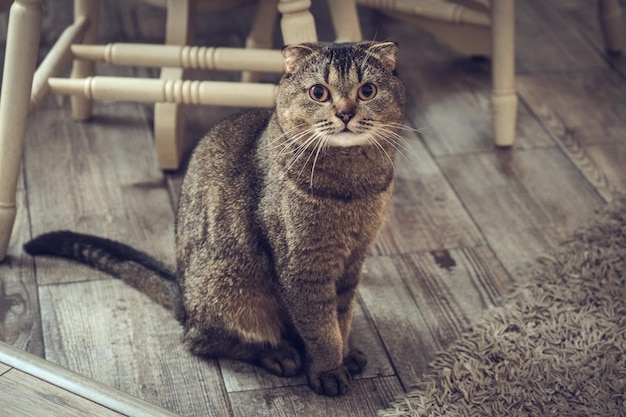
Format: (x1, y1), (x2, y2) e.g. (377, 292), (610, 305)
(358, 83), (377, 101)
(309, 84), (330, 102)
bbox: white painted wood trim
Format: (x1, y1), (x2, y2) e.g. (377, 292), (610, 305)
(0, 342), (180, 417)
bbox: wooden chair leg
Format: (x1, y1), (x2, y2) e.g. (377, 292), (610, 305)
(0, 0), (43, 261)
(154, 0), (191, 171)
(327, 0), (362, 42)
(490, 0), (517, 147)
(278, 0), (318, 43)
(242, 0), (279, 83)
(598, 0), (623, 55)
(70, 0), (99, 120)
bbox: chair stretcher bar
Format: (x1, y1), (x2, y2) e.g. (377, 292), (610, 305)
(30, 15), (90, 111)
(71, 43), (285, 73)
(356, 0), (490, 26)
(48, 76), (278, 108)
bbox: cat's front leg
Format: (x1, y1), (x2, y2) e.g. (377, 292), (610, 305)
(279, 267), (351, 396)
(303, 323), (352, 396)
(337, 256), (368, 376)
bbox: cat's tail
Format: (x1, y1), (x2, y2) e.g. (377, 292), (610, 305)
(24, 231), (184, 321)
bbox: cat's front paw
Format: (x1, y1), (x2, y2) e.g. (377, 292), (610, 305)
(343, 348), (368, 375)
(258, 344), (302, 377)
(307, 366), (351, 396)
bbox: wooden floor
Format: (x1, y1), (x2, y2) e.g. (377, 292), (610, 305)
(1, 0), (625, 416)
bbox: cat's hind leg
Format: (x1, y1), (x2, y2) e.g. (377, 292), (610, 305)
(183, 324), (303, 377)
(181, 255), (303, 376)
(343, 348), (367, 376)
(254, 341), (302, 377)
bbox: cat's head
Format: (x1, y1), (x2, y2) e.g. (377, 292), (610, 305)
(276, 41), (406, 149)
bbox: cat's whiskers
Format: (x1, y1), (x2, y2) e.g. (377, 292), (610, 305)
(385, 121), (425, 133)
(275, 129), (323, 183)
(282, 137), (315, 174)
(292, 135), (318, 169)
(270, 128), (321, 173)
(281, 129), (314, 155)
(295, 131), (326, 182)
(269, 118), (331, 157)
(308, 132), (331, 189)
(363, 129), (398, 184)
(384, 121), (432, 153)
(352, 120), (418, 179)
(261, 123), (412, 192)
(264, 123), (309, 152)
(277, 120), (336, 187)
(275, 126), (334, 189)
(369, 125), (422, 172)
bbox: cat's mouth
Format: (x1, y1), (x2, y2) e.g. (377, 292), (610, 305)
(326, 131), (369, 148)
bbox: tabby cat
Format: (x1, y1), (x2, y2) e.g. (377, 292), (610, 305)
(24, 41), (406, 396)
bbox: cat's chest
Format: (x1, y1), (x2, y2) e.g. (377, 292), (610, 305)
(260, 180), (391, 253)
(274, 148), (395, 201)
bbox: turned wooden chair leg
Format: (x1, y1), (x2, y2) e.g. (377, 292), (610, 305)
(70, 0), (99, 120)
(0, 0), (43, 261)
(154, 0), (191, 171)
(278, 0), (318, 43)
(242, 0), (279, 83)
(490, 0), (517, 147)
(598, 0), (623, 55)
(327, 0), (362, 42)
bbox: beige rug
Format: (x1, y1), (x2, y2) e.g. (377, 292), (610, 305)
(380, 195), (626, 417)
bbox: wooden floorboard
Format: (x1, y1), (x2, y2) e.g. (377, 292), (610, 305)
(515, 0), (609, 73)
(228, 377), (403, 417)
(24, 92), (176, 286)
(0, 0), (624, 416)
(360, 245), (512, 389)
(517, 69), (626, 201)
(437, 148), (604, 275)
(548, 0), (626, 77)
(0, 173), (43, 356)
(373, 129), (486, 256)
(39, 279), (231, 416)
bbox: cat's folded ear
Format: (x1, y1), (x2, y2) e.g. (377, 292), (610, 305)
(282, 43), (316, 74)
(365, 41), (400, 72)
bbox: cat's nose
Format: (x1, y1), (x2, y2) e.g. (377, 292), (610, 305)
(336, 110), (355, 124)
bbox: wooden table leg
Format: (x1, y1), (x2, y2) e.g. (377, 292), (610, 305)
(598, 0), (623, 55)
(154, 0), (191, 171)
(242, 0), (279, 83)
(70, 0), (99, 120)
(327, 0), (362, 42)
(490, 0), (517, 147)
(0, 0), (44, 261)
(278, 0), (318, 43)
